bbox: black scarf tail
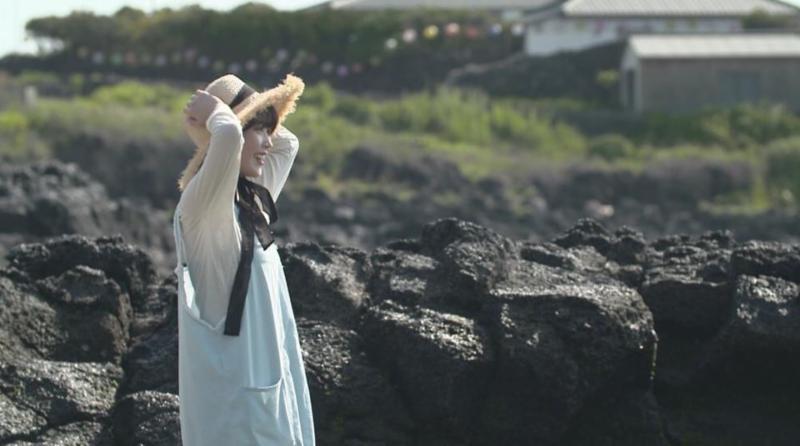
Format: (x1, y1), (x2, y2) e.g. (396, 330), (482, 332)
(223, 177), (279, 336)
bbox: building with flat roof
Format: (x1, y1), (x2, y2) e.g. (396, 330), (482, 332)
(523, 0), (800, 56)
(319, 0), (554, 20)
(620, 33), (800, 112)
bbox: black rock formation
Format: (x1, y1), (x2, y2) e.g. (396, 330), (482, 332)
(0, 159), (174, 272)
(1, 217), (798, 445)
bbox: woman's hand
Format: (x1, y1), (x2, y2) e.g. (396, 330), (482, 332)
(183, 89), (223, 128)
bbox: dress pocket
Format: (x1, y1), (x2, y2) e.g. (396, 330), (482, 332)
(244, 376), (282, 399)
(241, 377), (295, 443)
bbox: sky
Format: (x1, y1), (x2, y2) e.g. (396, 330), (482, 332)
(0, 0), (327, 57)
(4, 0), (800, 57)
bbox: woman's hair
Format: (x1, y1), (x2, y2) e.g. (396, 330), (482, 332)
(242, 105), (279, 135)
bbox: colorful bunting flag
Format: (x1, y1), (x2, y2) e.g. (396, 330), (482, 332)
(423, 25), (439, 39)
(68, 17), (528, 79)
(402, 28), (417, 43)
(445, 22), (460, 37)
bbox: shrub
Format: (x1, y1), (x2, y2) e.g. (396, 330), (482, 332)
(302, 82), (336, 113)
(595, 69), (618, 89)
(0, 109), (28, 145)
(588, 133), (635, 160)
(0, 109), (29, 158)
(89, 80), (186, 112)
(374, 86), (586, 155)
(333, 94), (377, 126)
(377, 94), (431, 132)
(0, 109), (49, 160)
(640, 103), (800, 148)
(764, 136), (800, 206)
(287, 105), (369, 173)
(26, 97), (182, 144)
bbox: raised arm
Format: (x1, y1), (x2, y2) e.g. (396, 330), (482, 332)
(180, 101), (244, 228)
(253, 124), (299, 202)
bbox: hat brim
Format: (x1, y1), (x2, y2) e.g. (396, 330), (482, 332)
(235, 73), (305, 129)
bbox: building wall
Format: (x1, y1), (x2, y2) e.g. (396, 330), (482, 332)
(525, 17), (741, 56)
(635, 58), (800, 112)
(620, 48), (641, 111)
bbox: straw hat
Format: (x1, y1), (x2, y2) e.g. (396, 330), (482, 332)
(178, 73), (305, 192)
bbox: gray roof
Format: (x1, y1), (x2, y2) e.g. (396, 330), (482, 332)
(628, 33), (800, 58)
(328, 0), (554, 10)
(563, 0), (800, 17)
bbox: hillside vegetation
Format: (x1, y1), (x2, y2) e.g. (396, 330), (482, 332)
(2, 74), (799, 211)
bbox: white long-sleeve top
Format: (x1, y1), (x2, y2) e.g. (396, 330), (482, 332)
(177, 101), (299, 328)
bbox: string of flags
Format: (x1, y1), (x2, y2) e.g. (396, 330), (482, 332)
(71, 20), (527, 79)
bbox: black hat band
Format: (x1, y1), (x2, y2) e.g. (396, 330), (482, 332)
(229, 83), (256, 109)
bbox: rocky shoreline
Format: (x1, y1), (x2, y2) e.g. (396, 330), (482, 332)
(1, 214), (798, 445)
(2, 156), (797, 282)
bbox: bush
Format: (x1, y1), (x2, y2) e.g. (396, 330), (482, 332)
(26, 97), (182, 146)
(489, 103), (532, 142)
(595, 69), (618, 89)
(764, 137), (800, 206)
(377, 94), (432, 133)
(374, 86), (586, 155)
(286, 104), (369, 173)
(89, 80), (186, 112)
(640, 103), (800, 148)
(588, 133), (635, 160)
(427, 88), (493, 144)
(302, 82), (336, 113)
(0, 110), (28, 147)
(0, 109), (49, 160)
(333, 94), (377, 126)
(490, 104), (586, 155)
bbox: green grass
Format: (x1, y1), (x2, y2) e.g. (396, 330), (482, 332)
(26, 97), (183, 144)
(3, 76), (799, 213)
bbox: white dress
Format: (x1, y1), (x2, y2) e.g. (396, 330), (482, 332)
(173, 102), (315, 445)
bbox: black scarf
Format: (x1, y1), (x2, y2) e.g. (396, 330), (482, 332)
(223, 176), (279, 336)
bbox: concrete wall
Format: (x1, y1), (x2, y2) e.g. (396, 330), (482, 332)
(620, 47), (641, 111)
(632, 58), (800, 112)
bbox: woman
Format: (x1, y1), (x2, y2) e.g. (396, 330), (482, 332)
(172, 73), (315, 445)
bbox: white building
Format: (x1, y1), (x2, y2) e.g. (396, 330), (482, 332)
(523, 0), (800, 56)
(323, 0), (554, 21)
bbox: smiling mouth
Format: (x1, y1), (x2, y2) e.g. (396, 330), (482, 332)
(254, 153), (266, 164)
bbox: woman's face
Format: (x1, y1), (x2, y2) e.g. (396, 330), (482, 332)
(240, 126), (273, 177)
